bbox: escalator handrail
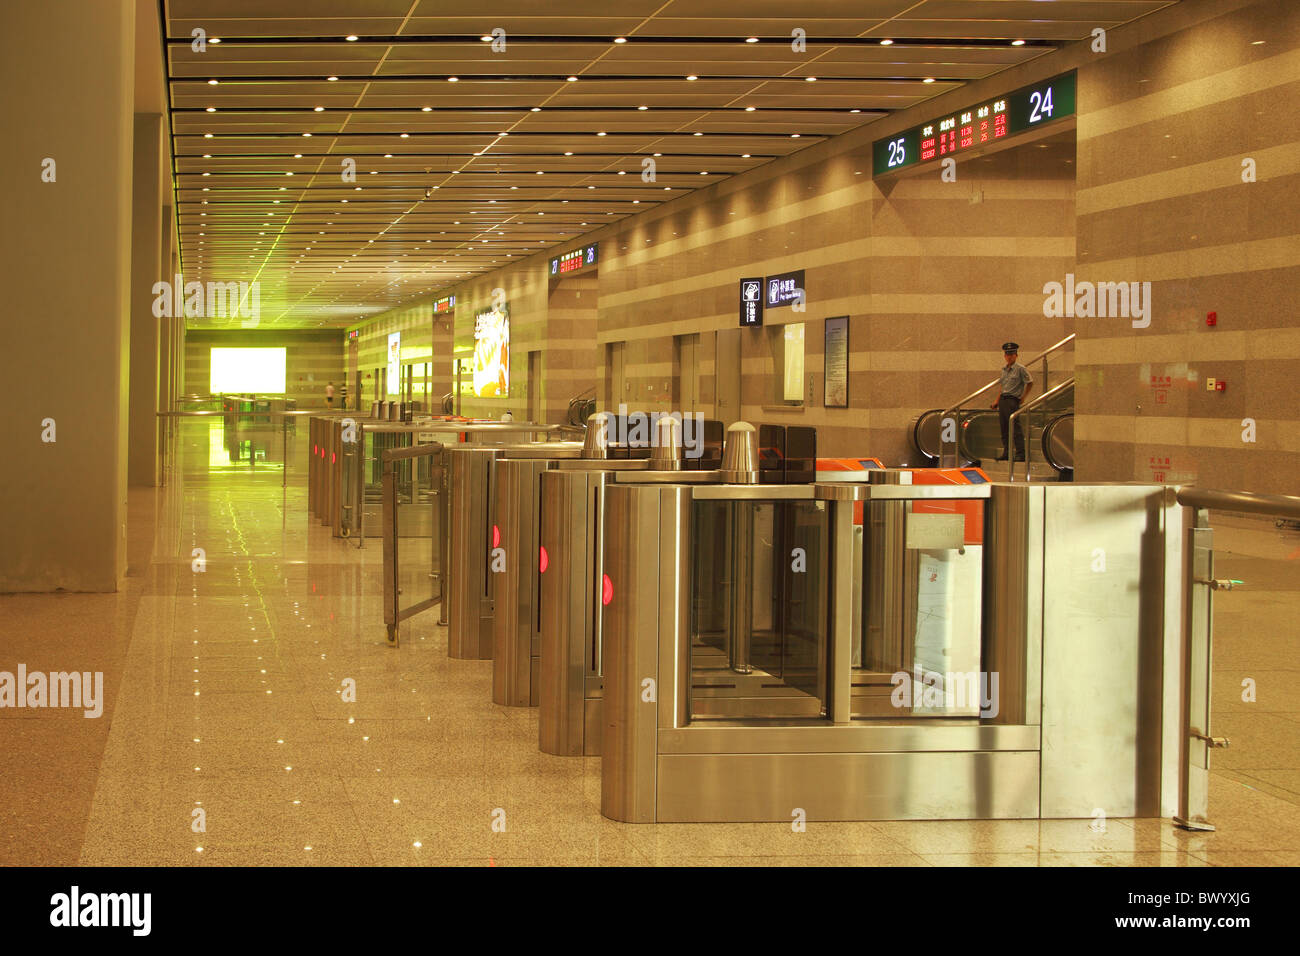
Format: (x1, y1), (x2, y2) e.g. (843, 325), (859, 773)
(1007, 378), (1075, 481)
(1040, 412), (1074, 473)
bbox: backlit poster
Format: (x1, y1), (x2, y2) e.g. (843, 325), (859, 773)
(387, 332), (401, 396)
(472, 306), (510, 397)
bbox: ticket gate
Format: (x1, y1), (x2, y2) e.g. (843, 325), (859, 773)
(537, 461), (648, 752)
(600, 475), (1190, 823)
(537, 452), (981, 755)
(445, 442), (582, 660)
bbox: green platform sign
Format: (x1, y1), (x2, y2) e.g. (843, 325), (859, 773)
(873, 71), (1076, 177)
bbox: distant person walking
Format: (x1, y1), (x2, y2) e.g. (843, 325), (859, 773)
(325, 381), (335, 409)
(991, 342), (1034, 461)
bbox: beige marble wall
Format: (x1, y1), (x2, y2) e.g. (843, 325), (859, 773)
(1073, 0), (1300, 492)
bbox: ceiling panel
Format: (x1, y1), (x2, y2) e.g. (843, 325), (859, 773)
(163, 0), (1178, 328)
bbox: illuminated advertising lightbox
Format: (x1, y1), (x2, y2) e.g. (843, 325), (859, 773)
(387, 332), (401, 395)
(872, 70), (1076, 176)
(472, 307), (509, 397)
(209, 347), (286, 393)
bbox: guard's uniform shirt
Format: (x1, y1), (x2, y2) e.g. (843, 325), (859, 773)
(998, 363), (1032, 399)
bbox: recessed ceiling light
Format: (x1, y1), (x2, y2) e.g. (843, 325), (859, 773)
(294, 153), (302, 158)
(480, 34), (493, 42)
(422, 106), (432, 112)
(203, 153), (211, 158)
(879, 39), (893, 46)
(597, 131), (606, 136)
(791, 133), (800, 138)
(741, 153), (751, 158)
(448, 76), (458, 82)
(567, 75), (579, 82)
(614, 36), (627, 44)
(851, 109), (861, 113)
(400, 133), (409, 138)
(805, 76), (817, 82)
(637, 105), (648, 111)
(327, 75), (338, 81)
(693, 132), (703, 136)
(207, 79), (218, 85)
(746, 37), (759, 44)
(1011, 39), (1026, 46)
(530, 107), (542, 112)
(686, 74), (698, 81)
(313, 106), (324, 112)
(303, 132), (312, 137)
(204, 133), (213, 138)
(345, 35), (358, 41)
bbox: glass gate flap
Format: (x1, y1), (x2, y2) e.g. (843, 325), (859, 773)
(856, 491), (986, 719)
(689, 497), (829, 719)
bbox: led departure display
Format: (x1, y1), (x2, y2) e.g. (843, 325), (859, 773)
(433, 295), (455, 313)
(872, 71), (1076, 177)
(549, 242), (599, 276)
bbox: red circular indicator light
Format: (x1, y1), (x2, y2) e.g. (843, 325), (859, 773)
(492, 525), (500, 548)
(602, 573), (613, 606)
(538, 545), (549, 573)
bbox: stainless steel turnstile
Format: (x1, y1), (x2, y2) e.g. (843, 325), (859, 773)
(600, 478), (1191, 824)
(446, 442), (582, 661)
(489, 449), (599, 703)
(537, 461), (648, 753)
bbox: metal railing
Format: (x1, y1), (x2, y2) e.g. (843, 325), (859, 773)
(382, 441), (445, 647)
(1172, 487), (1300, 831)
(1006, 377), (1074, 482)
(938, 333), (1075, 467)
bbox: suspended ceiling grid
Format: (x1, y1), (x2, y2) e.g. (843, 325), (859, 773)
(163, 0), (1178, 328)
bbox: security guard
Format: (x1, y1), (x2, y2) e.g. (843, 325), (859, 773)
(991, 342), (1034, 461)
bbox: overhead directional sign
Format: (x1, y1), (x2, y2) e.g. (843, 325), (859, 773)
(873, 71), (1077, 176)
(739, 277), (764, 327)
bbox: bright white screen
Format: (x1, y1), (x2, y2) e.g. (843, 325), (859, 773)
(210, 347), (287, 393)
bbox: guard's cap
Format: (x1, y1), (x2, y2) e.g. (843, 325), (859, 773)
(1001, 341), (1019, 353)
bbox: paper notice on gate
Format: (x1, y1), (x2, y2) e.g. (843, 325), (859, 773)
(905, 513), (964, 551)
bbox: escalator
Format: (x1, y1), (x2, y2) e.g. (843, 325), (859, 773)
(911, 380), (1074, 480)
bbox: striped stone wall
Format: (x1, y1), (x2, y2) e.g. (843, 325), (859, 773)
(1073, 0), (1300, 492)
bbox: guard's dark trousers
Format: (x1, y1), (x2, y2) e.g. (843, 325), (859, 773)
(997, 395), (1025, 459)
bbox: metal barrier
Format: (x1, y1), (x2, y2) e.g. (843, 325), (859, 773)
(600, 478), (1190, 823)
(533, 461), (649, 746)
(1171, 487), (1300, 831)
(445, 442), (583, 661)
(381, 442), (445, 646)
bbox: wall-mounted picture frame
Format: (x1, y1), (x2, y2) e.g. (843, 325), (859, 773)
(824, 316), (849, 408)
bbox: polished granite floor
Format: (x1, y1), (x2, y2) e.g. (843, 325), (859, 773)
(2, 420), (1298, 866)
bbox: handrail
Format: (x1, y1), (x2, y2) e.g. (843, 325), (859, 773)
(1006, 377), (1075, 482)
(1176, 488), (1300, 519)
(938, 333), (1075, 467)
